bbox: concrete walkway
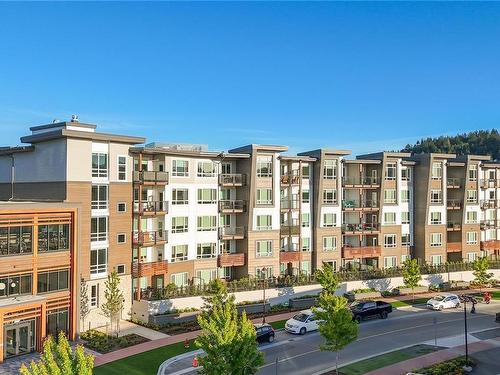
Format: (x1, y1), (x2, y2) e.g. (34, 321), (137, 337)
(95, 319), (169, 341)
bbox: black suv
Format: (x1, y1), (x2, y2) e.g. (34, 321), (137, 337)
(350, 300), (393, 323)
(254, 323), (275, 343)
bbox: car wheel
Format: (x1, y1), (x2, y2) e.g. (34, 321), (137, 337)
(299, 327), (306, 335)
(438, 305), (443, 311)
(355, 315), (362, 323)
(268, 334), (275, 343)
(455, 303), (460, 308)
(380, 311), (388, 319)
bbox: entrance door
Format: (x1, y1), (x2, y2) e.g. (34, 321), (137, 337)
(4, 321), (34, 359)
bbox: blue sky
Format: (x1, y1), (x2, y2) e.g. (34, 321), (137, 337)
(1, 2), (500, 155)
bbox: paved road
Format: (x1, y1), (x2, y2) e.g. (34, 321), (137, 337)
(162, 303), (500, 375)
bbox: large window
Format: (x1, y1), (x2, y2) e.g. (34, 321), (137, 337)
(172, 217), (189, 233)
(466, 231), (478, 245)
(117, 156), (127, 181)
(384, 189), (397, 204)
(401, 190), (410, 203)
(431, 162), (442, 180)
(466, 211), (478, 224)
(401, 233), (411, 246)
(384, 256), (397, 268)
(0, 226), (33, 256)
(47, 308), (69, 338)
(256, 156), (273, 177)
(384, 234), (397, 248)
(323, 236), (337, 251)
(385, 162), (397, 180)
(171, 245), (188, 262)
(171, 272), (188, 287)
(401, 212), (410, 224)
(197, 189), (217, 204)
(256, 189), (273, 205)
(467, 190), (477, 203)
(91, 217), (107, 242)
(220, 214), (231, 228)
(197, 216), (216, 231)
(302, 213), (310, 227)
(384, 212), (396, 225)
(92, 153), (108, 178)
(90, 248), (108, 276)
(91, 185), (108, 210)
(430, 190), (442, 204)
(302, 165), (310, 179)
(172, 189), (188, 205)
(38, 224), (70, 252)
(172, 159), (189, 177)
(256, 240), (273, 257)
(197, 243), (217, 259)
(256, 267), (273, 279)
(256, 215), (272, 230)
(0, 273), (32, 298)
(197, 161), (216, 177)
(323, 160), (337, 179)
(302, 237), (311, 252)
(37, 269), (69, 293)
(430, 212), (442, 225)
(323, 213), (336, 227)
(302, 190), (310, 203)
(468, 165), (477, 181)
(401, 168), (411, 181)
(323, 189), (337, 204)
(430, 233), (442, 247)
(195, 269), (217, 285)
(431, 255), (442, 266)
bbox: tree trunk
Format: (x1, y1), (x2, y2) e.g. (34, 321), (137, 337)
(412, 287), (415, 303)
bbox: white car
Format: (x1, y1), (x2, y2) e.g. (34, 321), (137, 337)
(285, 310), (320, 335)
(426, 293), (460, 310)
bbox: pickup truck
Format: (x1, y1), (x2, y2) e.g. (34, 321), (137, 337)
(349, 300), (393, 323)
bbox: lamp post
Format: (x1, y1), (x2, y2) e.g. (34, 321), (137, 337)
(459, 294), (473, 370)
(261, 267), (267, 323)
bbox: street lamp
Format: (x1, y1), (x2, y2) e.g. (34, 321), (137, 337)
(261, 267), (267, 323)
(459, 294), (474, 371)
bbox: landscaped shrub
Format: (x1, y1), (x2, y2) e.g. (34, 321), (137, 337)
(415, 356), (474, 375)
(80, 329), (149, 353)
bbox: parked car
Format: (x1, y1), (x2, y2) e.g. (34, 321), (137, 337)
(254, 323), (275, 343)
(349, 300), (393, 323)
(285, 309), (320, 335)
(426, 293), (460, 310)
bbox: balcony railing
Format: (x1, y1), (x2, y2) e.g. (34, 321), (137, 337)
(279, 250), (300, 262)
(280, 243), (299, 252)
(133, 201), (169, 215)
(281, 220), (300, 236)
(219, 226), (246, 239)
(342, 176), (381, 187)
(218, 253), (245, 267)
(481, 199), (499, 209)
(446, 199), (462, 209)
(342, 245), (381, 259)
(446, 178), (462, 188)
(280, 199), (300, 210)
(342, 199), (379, 210)
(132, 230), (168, 246)
(133, 170), (169, 184)
(342, 223), (380, 233)
(480, 220), (500, 229)
(480, 179), (500, 189)
(446, 242), (462, 253)
(280, 171), (300, 185)
(219, 200), (246, 212)
(447, 221), (461, 231)
(480, 240), (500, 250)
(219, 174), (246, 186)
(132, 260), (168, 278)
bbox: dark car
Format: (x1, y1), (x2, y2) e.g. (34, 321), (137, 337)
(350, 300), (393, 323)
(254, 323), (275, 343)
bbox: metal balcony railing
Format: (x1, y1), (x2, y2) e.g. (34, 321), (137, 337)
(133, 170), (169, 183)
(219, 200), (246, 212)
(342, 176), (381, 186)
(132, 230), (168, 246)
(133, 201), (169, 215)
(219, 174), (246, 186)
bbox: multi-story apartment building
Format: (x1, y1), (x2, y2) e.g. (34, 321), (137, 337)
(0, 202), (78, 363)
(479, 161), (500, 259)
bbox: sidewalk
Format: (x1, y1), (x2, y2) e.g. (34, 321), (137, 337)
(382, 286), (498, 304)
(94, 310), (297, 366)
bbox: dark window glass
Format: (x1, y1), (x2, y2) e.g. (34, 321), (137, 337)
(20, 274), (32, 294)
(58, 270), (69, 290)
(38, 273), (48, 293)
(48, 272), (58, 292)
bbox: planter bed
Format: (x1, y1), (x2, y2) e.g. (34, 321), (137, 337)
(397, 286), (428, 295)
(81, 329), (149, 354)
(289, 297), (318, 310)
(150, 311), (198, 326)
(237, 302), (271, 315)
(344, 291), (382, 302)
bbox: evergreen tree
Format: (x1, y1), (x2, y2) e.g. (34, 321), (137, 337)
(402, 259), (422, 302)
(472, 257), (493, 288)
(80, 278), (90, 333)
(20, 332), (94, 375)
(314, 262), (339, 295)
(100, 271), (124, 335)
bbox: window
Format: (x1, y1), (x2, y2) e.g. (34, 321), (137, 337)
(221, 162), (231, 174)
(302, 165), (310, 179)
(401, 212), (410, 224)
(256, 240), (273, 257)
(384, 189), (397, 204)
(92, 153), (108, 178)
(323, 213), (336, 227)
(401, 233), (411, 246)
(430, 212), (442, 225)
(195, 269), (217, 285)
(116, 264), (125, 275)
(91, 217), (107, 242)
(197, 161), (216, 177)
(323, 261), (337, 271)
(90, 248), (108, 276)
(256, 189), (273, 205)
(323, 236), (337, 251)
(37, 269), (69, 293)
(171, 245), (188, 262)
(0, 226), (33, 256)
(384, 212), (396, 225)
(220, 240), (231, 253)
(117, 202), (126, 212)
(467, 190), (477, 203)
(323, 160), (337, 179)
(256, 155), (273, 177)
(466, 211), (478, 224)
(91, 185), (108, 210)
(90, 284), (99, 307)
(385, 162), (397, 180)
(430, 233), (442, 247)
(0, 273), (32, 298)
(302, 237), (311, 252)
(302, 213), (310, 227)
(431, 255), (442, 266)
(468, 165), (477, 181)
(466, 231), (478, 245)
(172, 189), (188, 205)
(384, 256), (397, 268)
(256, 267), (273, 279)
(430, 190), (442, 204)
(401, 168), (411, 181)
(467, 252), (478, 262)
(117, 233), (126, 244)
(172, 217), (189, 233)
(197, 216), (216, 231)
(256, 215), (272, 230)
(302, 190), (310, 203)
(300, 261), (311, 275)
(323, 189), (337, 204)
(118, 156), (127, 181)
(197, 243), (216, 259)
(220, 189), (230, 200)
(220, 214), (231, 227)
(401, 190), (410, 203)
(431, 162), (442, 180)
(197, 189), (216, 204)
(384, 234), (396, 248)
(171, 272), (188, 287)
(401, 254), (409, 263)
(172, 159), (189, 177)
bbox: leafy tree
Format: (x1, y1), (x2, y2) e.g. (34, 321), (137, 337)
(80, 277), (90, 333)
(315, 262), (339, 295)
(20, 331), (94, 375)
(195, 280), (264, 375)
(472, 257), (493, 288)
(313, 295), (358, 375)
(100, 271), (124, 336)
(402, 259), (422, 302)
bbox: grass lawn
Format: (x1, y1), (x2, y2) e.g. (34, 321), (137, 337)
(492, 291), (500, 300)
(390, 297), (429, 308)
(93, 341), (195, 375)
(270, 319), (287, 330)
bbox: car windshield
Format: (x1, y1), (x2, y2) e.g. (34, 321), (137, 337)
(292, 313), (309, 322)
(433, 296), (445, 301)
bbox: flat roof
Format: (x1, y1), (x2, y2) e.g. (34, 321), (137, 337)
(279, 155), (317, 162)
(0, 146), (35, 156)
(21, 129), (145, 145)
(228, 144), (289, 153)
(298, 149), (351, 158)
(356, 151), (412, 160)
(29, 121), (97, 131)
(130, 147), (250, 159)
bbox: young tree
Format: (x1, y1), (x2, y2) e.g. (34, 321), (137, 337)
(313, 295), (358, 375)
(100, 271), (124, 336)
(315, 262), (339, 295)
(473, 257), (493, 288)
(20, 331), (94, 375)
(402, 258), (422, 302)
(195, 280), (264, 375)
(80, 277), (90, 333)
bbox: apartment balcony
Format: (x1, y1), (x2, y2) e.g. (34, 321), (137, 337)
(133, 170), (169, 185)
(219, 174), (246, 187)
(132, 260), (168, 278)
(342, 199), (379, 211)
(481, 199), (499, 209)
(447, 221), (462, 231)
(280, 249), (301, 263)
(219, 200), (246, 213)
(480, 179), (500, 189)
(342, 245), (381, 259)
(446, 242), (462, 253)
(446, 178), (462, 189)
(342, 223), (380, 234)
(342, 176), (381, 188)
(480, 220), (500, 230)
(280, 171), (300, 185)
(281, 220), (300, 236)
(133, 201), (169, 216)
(132, 230), (168, 247)
(446, 199), (462, 210)
(280, 199), (300, 211)
(481, 240), (500, 250)
(218, 253), (245, 267)
(219, 226), (246, 240)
